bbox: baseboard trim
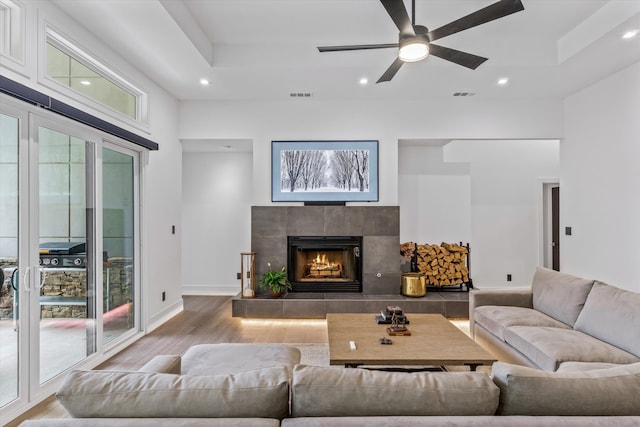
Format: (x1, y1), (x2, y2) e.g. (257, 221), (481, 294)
(147, 299), (184, 333)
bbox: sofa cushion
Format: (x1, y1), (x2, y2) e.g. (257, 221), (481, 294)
(474, 306), (570, 341)
(290, 365), (499, 417)
(138, 355), (181, 374)
(21, 420), (280, 427)
(503, 326), (640, 372)
(56, 367), (289, 419)
(182, 343), (301, 376)
(557, 361), (627, 373)
(531, 267), (594, 327)
(281, 416), (640, 427)
(492, 361), (640, 416)
(574, 281), (640, 358)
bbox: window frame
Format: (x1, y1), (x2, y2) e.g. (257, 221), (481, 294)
(39, 25), (149, 129)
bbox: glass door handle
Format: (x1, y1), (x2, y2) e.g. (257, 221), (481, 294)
(23, 266), (31, 291)
(37, 267), (47, 290)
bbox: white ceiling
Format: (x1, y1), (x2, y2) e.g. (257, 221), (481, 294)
(53, 0), (640, 103)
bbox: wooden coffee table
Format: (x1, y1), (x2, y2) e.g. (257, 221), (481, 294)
(327, 313), (496, 371)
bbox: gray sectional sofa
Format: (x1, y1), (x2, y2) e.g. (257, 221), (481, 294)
(470, 267), (640, 372)
(19, 274), (640, 426)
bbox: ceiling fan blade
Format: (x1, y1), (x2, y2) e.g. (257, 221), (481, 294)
(376, 57), (404, 83)
(318, 43), (398, 52)
(428, 44), (488, 70)
(380, 0), (415, 37)
(428, 0), (524, 42)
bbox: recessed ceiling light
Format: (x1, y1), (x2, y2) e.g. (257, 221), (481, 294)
(622, 30), (638, 39)
(359, 77), (368, 85)
(79, 80), (91, 85)
(497, 77), (509, 85)
(200, 78), (210, 86)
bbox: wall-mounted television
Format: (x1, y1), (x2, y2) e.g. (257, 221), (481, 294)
(271, 140), (379, 203)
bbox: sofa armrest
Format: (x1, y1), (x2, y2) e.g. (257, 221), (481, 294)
(138, 355), (181, 374)
(469, 288), (533, 337)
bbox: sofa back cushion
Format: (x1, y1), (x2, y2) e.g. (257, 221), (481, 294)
(531, 267), (594, 326)
(574, 281), (640, 357)
(291, 365), (499, 417)
(57, 367), (289, 419)
(492, 361), (640, 416)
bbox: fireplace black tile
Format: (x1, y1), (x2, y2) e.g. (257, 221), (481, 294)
(245, 299), (284, 318)
(363, 236), (402, 275)
(252, 206), (287, 237)
(283, 293), (324, 300)
(283, 300), (326, 318)
(325, 293), (365, 300)
(323, 206), (364, 236)
(287, 206), (325, 235)
(325, 299), (368, 313)
(362, 273), (402, 294)
(362, 206), (399, 236)
(252, 236), (288, 277)
(445, 300), (472, 318)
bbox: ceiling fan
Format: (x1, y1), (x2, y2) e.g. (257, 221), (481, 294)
(317, 0), (525, 83)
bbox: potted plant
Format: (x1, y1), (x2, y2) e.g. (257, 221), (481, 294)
(259, 263), (292, 298)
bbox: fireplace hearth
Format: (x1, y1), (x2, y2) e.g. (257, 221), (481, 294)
(288, 236), (363, 292)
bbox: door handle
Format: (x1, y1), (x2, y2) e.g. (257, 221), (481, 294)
(23, 266), (31, 291)
(37, 267), (47, 290)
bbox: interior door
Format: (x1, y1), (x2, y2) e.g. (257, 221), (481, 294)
(552, 186), (560, 271)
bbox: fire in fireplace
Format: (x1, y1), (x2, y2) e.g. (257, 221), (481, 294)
(287, 236), (363, 292)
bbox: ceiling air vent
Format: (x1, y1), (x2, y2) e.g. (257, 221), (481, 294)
(289, 92), (312, 98)
(453, 92), (476, 97)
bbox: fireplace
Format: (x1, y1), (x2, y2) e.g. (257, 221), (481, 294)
(287, 236), (363, 292)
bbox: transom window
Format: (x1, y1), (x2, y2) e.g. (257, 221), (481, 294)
(0, 0), (24, 62)
(45, 28), (146, 122)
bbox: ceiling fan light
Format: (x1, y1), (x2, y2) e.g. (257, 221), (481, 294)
(399, 41), (429, 62)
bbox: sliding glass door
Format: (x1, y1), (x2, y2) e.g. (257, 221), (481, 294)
(0, 96), (140, 415)
(0, 110), (22, 408)
(36, 124), (97, 384)
(102, 147), (137, 344)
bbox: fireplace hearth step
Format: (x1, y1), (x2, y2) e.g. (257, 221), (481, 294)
(231, 292), (469, 319)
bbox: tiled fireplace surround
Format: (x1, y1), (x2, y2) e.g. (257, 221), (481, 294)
(231, 206), (469, 318)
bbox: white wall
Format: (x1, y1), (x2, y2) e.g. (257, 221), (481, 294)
(561, 61), (640, 292)
(399, 140), (560, 288)
(398, 144), (472, 244)
(178, 98), (564, 207)
(181, 151), (253, 294)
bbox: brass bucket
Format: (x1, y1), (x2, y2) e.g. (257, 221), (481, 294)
(401, 273), (427, 297)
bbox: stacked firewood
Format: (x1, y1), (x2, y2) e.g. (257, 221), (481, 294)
(413, 242), (469, 286)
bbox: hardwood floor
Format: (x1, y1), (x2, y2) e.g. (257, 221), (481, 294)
(5, 296), (328, 426)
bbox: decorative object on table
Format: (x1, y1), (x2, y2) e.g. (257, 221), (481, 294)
(271, 140), (379, 203)
(375, 305), (410, 324)
(387, 312), (411, 336)
(240, 252), (256, 298)
(379, 337), (393, 345)
(258, 263), (292, 298)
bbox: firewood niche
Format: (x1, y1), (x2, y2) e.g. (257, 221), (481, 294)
(400, 242), (472, 291)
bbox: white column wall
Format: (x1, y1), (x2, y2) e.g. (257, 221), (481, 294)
(181, 151), (253, 295)
(561, 61), (640, 292)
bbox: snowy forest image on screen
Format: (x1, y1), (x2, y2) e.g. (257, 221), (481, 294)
(280, 149), (370, 193)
